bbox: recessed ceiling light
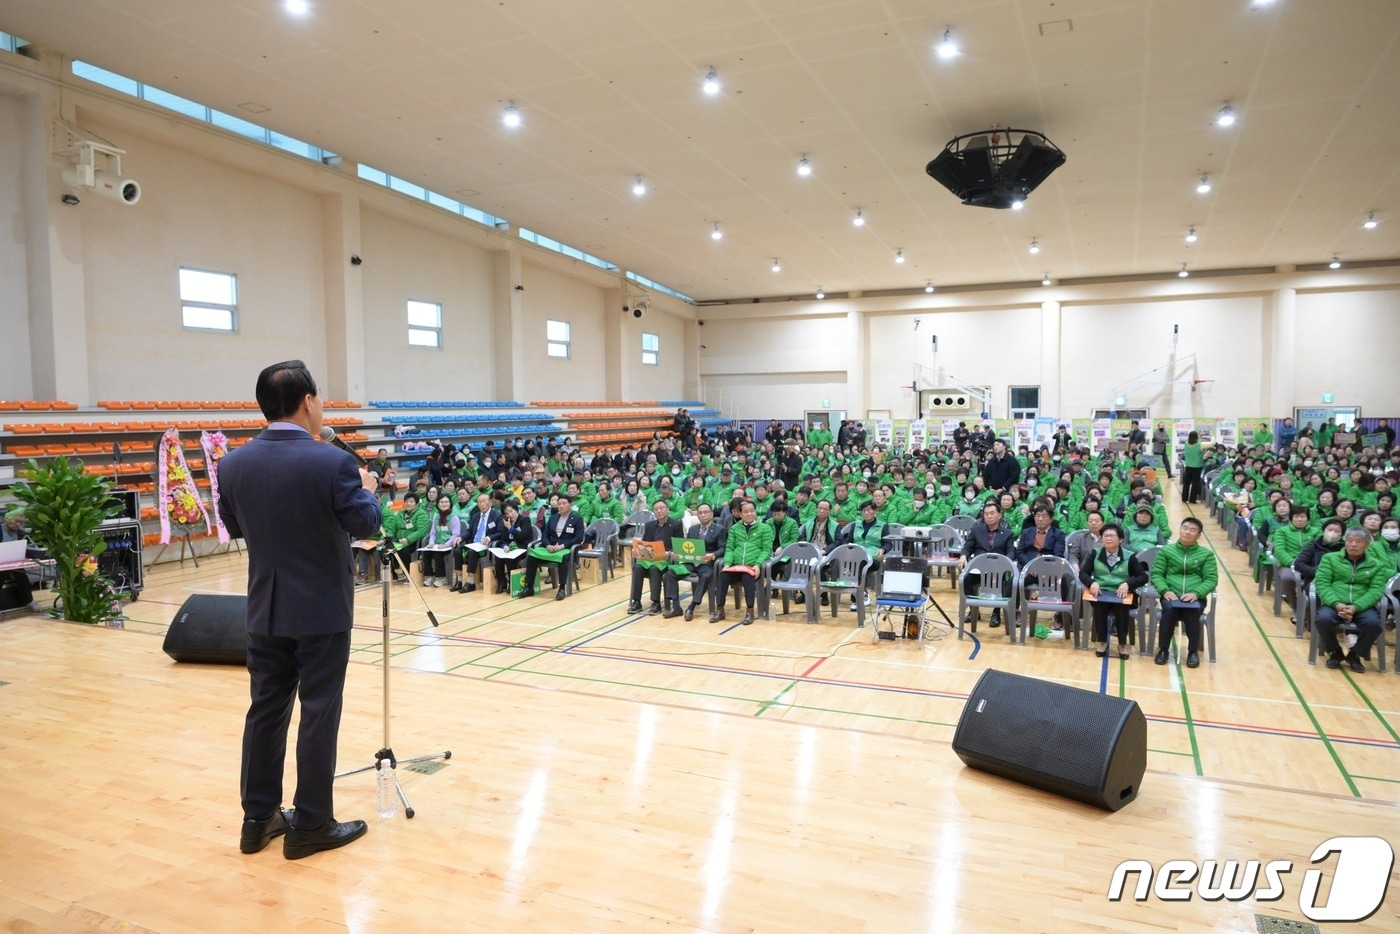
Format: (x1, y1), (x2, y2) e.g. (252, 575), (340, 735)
(1216, 104), (1236, 127)
(925, 281), (935, 293)
(1028, 238), (1040, 254)
(936, 27), (959, 59)
(1178, 264), (1190, 278)
(797, 155), (811, 177)
(1329, 255), (1342, 269)
(702, 68), (720, 96)
(895, 249), (905, 264)
(502, 102), (521, 128)
(1010, 199), (1024, 211)
(771, 259), (781, 273)
(710, 223), (722, 241)
(852, 209), (865, 227)
(1185, 226), (1198, 243)
(1196, 174), (1212, 193)
(1363, 212), (1378, 229)
(632, 176), (646, 196)
(1251, 0), (1276, 7)
(1041, 274), (1052, 286)
(284, 0), (309, 15)
(815, 287), (825, 299)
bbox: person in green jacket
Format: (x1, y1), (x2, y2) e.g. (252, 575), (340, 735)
(1371, 516), (1400, 576)
(1270, 506), (1317, 571)
(1314, 527), (1388, 671)
(711, 501), (774, 625)
(378, 492), (429, 583)
(1150, 517), (1218, 669)
(1181, 430), (1205, 504)
(1123, 504), (1166, 553)
(1253, 421), (1274, 450)
(767, 501), (800, 552)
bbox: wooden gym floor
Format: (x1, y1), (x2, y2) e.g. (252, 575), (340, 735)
(2, 485), (1397, 932)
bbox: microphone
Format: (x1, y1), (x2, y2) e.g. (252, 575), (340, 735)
(320, 426), (375, 474)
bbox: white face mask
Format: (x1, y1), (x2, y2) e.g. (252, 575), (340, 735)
(1383, 528), (1400, 542)
(862, 470), (872, 479)
(965, 492), (976, 501)
(1027, 479), (1038, 487)
(1324, 530), (1342, 544)
(940, 485), (951, 494)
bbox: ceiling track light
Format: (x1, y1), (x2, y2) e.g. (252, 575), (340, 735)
(894, 249), (905, 264)
(284, 0), (310, 14)
(502, 102), (521, 127)
(1041, 274), (1052, 286)
(1028, 238), (1040, 254)
(1011, 199), (1024, 211)
(771, 259), (781, 273)
(702, 68), (720, 95)
(1329, 255), (1342, 269)
(1216, 103), (1236, 127)
(1197, 174), (1212, 193)
(924, 281), (935, 293)
(1363, 212), (1378, 229)
(1178, 263), (1190, 278)
(1185, 226), (1198, 243)
(815, 287), (825, 299)
(936, 27), (959, 59)
(852, 208), (865, 226)
(797, 155), (812, 177)
(710, 223), (722, 241)
(632, 176), (646, 196)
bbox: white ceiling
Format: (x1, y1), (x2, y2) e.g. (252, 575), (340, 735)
(5, 0), (1400, 300)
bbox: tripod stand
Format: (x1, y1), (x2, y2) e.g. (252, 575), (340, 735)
(335, 546), (450, 818)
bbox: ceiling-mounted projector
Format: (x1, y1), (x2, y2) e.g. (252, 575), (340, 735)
(925, 128), (1065, 209)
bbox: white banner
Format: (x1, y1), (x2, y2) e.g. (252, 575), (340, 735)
(910, 419), (927, 450)
(1014, 420), (1034, 451)
(942, 418), (960, 443)
(875, 419), (893, 445)
(1216, 417), (1238, 449)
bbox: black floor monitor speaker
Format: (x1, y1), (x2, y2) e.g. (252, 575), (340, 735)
(952, 669), (1146, 811)
(162, 594), (248, 664)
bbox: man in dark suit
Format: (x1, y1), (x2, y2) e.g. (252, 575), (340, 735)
(519, 494), (586, 600)
(217, 361), (381, 860)
(664, 503), (725, 620)
(455, 493), (506, 593)
(627, 499), (685, 615)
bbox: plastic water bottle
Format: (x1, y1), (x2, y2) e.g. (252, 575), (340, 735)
(376, 760), (398, 818)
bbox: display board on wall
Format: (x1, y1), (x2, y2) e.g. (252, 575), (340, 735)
(875, 420), (892, 445)
(1216, 417), (1238, 449)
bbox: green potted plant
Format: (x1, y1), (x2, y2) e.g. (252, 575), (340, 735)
(10, 457), (123, 625)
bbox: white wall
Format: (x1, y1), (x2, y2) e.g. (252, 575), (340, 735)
(1294, 288), (1400, 412)
(699, 313), (847, 418)
(866, 306), (1042, 416)
(76, 114), (328, 401)
(520, 261), (607, 401)
(1059, 295), (1266, 417)
(0, 92), (32, 400)
(621, 307), (686, 402)
(360, 206), (495, 401)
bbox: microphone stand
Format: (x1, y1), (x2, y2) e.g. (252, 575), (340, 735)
(334, 545), (449, 819)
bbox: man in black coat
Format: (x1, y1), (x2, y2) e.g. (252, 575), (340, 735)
(982, 439), (1021, 492)
(665, 503), (726, 620)
(627, 499), (685, 614)
(957, 500), (1017, 628)
(218, 360), (381, 860)
(520, 495), (586, 600)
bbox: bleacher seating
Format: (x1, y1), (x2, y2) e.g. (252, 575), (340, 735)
(368, 400), (524, 408)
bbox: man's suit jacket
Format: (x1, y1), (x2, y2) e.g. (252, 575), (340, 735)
(637, 517), (685, 553)
(687, 520), (727, 558)
(541, 511), (587, 549)
(461, 508), (508, 547)
(218, 427), (380, 637)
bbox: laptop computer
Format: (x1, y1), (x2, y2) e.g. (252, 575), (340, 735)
(878, 568), (924, 602)
(0, 539), (29, 564)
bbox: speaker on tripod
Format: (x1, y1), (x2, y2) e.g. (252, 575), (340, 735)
(162, 594), (247, 664)
(952, 669), (1146, 811)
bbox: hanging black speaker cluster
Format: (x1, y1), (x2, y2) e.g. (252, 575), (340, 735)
(925, 128), (1066, 209)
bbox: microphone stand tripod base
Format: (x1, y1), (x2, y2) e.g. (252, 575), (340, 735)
(334, 547), (450, 820)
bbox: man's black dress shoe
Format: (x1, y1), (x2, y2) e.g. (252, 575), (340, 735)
(283, 818), (368, 860)
(1154, 650), (1169, 665)
(240, 808), (292, 854)
(555, 589), (566, 601)
(517, 588), (535, 599)
(1186, 651), (1200, 669)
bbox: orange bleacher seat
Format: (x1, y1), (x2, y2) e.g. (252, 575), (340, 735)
(8, 424), (42, 434)
(9, 445), (43, 457)
(128, 441), (153, 452)
(0, 402), (23, 411)
(74, 444), (104, 454)
(52, 402), (78, 411)
(19, 401), (50, 411)
(156, 402), (179, 410)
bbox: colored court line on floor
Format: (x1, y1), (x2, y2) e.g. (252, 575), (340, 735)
(1170, 648), (1204, 776)
(1098, 650), (1110, 695)
(479, 603), (647, 680)
(1342, 671), (1400, 746)
(1353, 774), (1400, 786)
(565, 615), (645, 653)
(754, 641), (844, 717)
(454, 597), (630, 669)
(1190, 506), (1362, 797)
